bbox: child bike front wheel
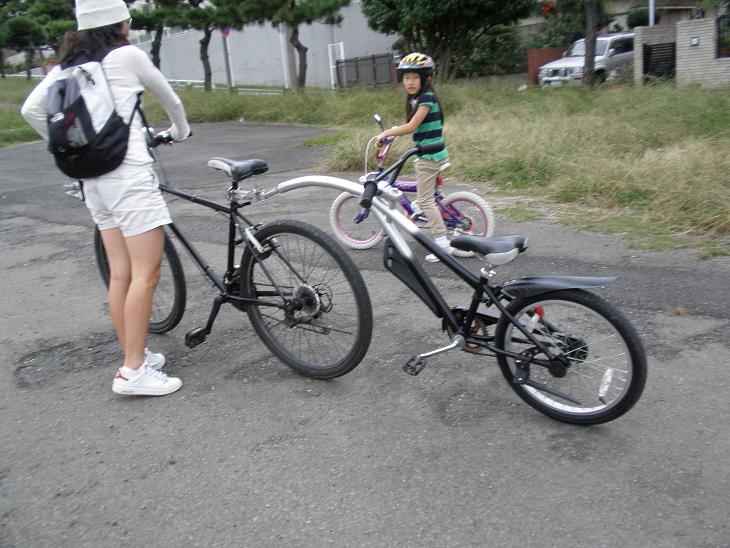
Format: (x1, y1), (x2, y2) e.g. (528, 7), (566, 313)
(329, 191), (385, 250)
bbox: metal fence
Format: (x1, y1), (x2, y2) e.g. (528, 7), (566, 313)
(335, 54), (394, 88)
(643, 42), (676, 79)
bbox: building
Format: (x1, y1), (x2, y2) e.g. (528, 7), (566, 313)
(128, 2), (396, 89)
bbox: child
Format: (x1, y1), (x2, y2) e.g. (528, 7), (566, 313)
(377, 53), (473, 263)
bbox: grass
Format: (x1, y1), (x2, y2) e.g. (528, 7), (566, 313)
(3, 76), (729, 255)
(0, 78), (43, 147)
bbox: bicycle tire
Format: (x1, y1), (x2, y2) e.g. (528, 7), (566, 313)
(240, 219), (373, 379)
(494, 289), (647, 425)
(329, 191), (385, 250)
(441, 191), (496, 238)
(94, 226), (186, 334)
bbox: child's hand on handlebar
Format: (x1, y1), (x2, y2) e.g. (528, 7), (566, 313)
(376, 130), (396, 145)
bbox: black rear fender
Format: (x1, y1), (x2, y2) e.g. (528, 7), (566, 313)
(501, 276), (616, 300)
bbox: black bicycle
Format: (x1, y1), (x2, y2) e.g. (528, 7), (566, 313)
(252, 140), (647, 425)
(93, 132), (373, 379)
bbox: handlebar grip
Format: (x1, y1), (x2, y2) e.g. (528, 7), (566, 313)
(416, 142), (444, 155)
(359, 180), (379, 208)
(152, 131), (174, 146)
(152, 130), (192, 147)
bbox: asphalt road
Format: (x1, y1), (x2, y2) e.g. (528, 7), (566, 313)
(1, 122), (729, 547)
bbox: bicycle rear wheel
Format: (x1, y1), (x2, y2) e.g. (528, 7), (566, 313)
(94, 226), (186, 334)
(495, 289), (646, 425)
(240, 219), (373, 379)
(329, 191), (384, 249)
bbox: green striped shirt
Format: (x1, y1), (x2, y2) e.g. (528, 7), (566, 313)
(412, 92), (448, 162)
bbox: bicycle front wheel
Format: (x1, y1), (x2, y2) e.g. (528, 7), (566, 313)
(240, 219), (373, 379)
(495, 289), (646, 425)
(329, 191), (385, 250)
(441, 191), (496, 238)
(94, 226), (186, 334)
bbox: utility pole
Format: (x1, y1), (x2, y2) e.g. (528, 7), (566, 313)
(221, 27), (235, 93)
(649, 0), (656, 26)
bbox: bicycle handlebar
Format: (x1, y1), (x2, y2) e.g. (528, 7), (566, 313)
(416, 142), (444, 155)
(151, 130), (194, 148)
(359, 180), (379, 208)
(358, 140), (445, 208)
(360, 143), (438, 207)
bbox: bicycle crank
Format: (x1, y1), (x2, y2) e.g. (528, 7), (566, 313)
(402, 335), (466, 376)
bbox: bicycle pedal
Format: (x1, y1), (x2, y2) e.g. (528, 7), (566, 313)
(185, 327), (208, 348)
(403, 355), (427, 376)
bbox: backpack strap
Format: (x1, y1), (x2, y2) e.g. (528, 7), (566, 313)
(135, 94), (151, 134)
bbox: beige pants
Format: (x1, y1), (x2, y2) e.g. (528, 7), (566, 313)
(415, 157), (448, 239)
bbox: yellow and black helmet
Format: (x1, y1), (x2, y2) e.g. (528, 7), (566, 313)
(396, 52), (436, 76)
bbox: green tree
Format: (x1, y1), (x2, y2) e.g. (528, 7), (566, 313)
(130, 0), (183, 69)
(457, 25), (526, 77)
(170, 0), (244, 91)
(528, 0), (611, 49)
(0, 21), (8, 78)
(27, 0), (75, 54)
(239, 0), (349, 89)
(360, 0), (532, 80)
(5, 16), (47, 79)
(626, 7), (662, 29)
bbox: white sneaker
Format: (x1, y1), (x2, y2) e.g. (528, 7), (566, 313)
(112, 364), (182, 396)
(425, 245), (475, 263)
(144, 348), (166, 370)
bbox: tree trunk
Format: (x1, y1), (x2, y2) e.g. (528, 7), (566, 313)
(439, 44), (454, 81)
(151, 21), (164, 69)
(200, 23), (213, 92)
(584, 0), (598, 88)
(1, 50), (5, 79)
(25, 49), (33, 80)
(289, 25), (308, 89)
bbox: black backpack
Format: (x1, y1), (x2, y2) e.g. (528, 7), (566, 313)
(47, 49), (140, 179)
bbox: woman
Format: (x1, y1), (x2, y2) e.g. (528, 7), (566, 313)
(22, 0), (191, 396)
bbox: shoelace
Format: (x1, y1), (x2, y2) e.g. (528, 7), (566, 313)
(144, 367), (170, 382)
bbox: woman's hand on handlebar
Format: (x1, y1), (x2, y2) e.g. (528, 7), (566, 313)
(151, 129), (193, 147)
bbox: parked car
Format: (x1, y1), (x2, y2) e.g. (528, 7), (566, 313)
(538, 32), (634, 86)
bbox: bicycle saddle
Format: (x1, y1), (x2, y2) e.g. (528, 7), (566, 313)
(451, 234), (528, 265)
(207, 157), (269, 181)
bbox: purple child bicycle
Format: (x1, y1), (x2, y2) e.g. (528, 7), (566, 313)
(329, 114), (495, 250)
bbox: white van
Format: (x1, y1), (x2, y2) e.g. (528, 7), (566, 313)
(538, 32), (634, 86)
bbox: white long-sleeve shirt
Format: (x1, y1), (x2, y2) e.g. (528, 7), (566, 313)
(21, 45), (190, 167)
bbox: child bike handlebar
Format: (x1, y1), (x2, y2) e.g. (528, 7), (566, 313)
(359, 142), (445, 208)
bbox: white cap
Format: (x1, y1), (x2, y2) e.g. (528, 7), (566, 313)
(76, 0), (130, 31)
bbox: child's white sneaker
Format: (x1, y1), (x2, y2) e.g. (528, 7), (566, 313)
(144, 348), (165, 370)
(425, 245), (475, 263)
(112, 363), (182, 396)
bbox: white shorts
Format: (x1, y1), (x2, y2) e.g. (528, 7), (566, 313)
(83, 163), (172, 237)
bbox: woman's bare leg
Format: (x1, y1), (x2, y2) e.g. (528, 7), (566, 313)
(122, 227), (165, 370)
(99, 228), (131, 350)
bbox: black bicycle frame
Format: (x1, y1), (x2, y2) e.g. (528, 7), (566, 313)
(392, 228), (562, 366)
(158, 181), (285, 311)
(373, 151), (575, 369)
